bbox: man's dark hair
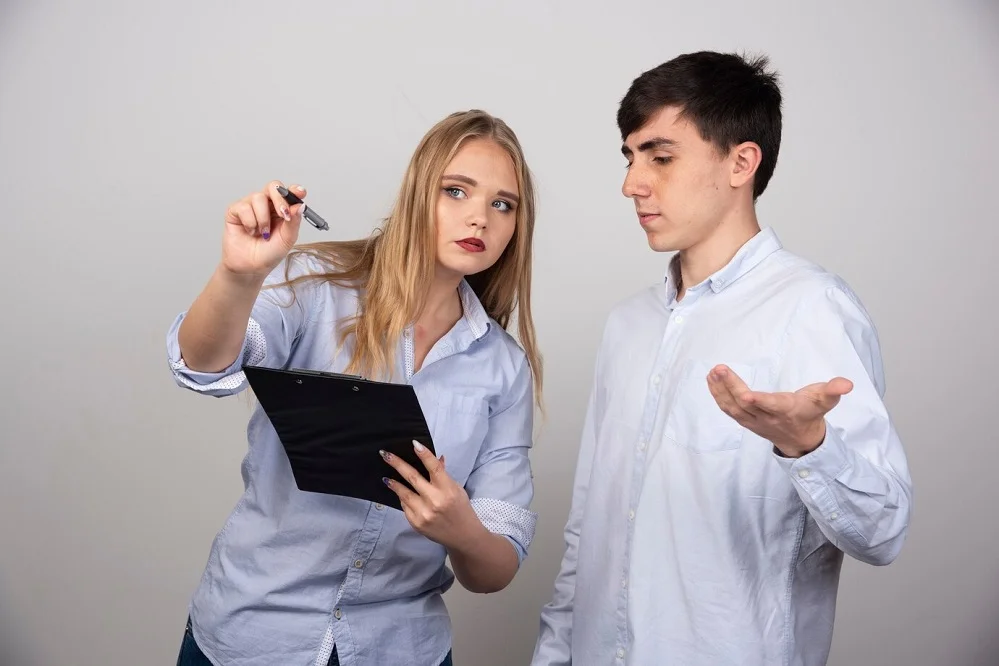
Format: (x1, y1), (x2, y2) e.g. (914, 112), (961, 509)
(617, 51), (783, 199)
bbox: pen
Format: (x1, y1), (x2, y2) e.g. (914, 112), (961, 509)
(277, 185), (329, 231)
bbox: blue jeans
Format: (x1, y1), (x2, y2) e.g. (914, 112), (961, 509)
(177, 617), (454, 666)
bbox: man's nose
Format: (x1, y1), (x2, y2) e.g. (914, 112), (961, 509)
(622, 166), (651, 199)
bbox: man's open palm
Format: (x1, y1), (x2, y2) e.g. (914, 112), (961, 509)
(706, 364), (854, 457)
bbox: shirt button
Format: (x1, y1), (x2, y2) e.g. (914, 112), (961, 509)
(638, 441), (647, 451)
(334, 608), (342, 620)
(830, 512), (839, 520)
(375, 503), (384, 510)
(798, 469), (810, 479)
(628, 510), (635, 521)
(354, 559), (364, 568)
(617, 648), (626, 658)
(621, 578), (628, 588)
(652, 375), (661, 386)
(675, 315), (684, 323)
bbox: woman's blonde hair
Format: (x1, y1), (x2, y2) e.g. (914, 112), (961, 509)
(275, 109), (542, 406)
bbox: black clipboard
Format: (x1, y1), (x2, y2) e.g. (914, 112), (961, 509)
(243, 364), (436, 511)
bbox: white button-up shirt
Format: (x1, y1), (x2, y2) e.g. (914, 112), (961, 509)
(532, 228), (912, 666)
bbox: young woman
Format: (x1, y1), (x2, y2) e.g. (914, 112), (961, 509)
(167, 109), (542, 666)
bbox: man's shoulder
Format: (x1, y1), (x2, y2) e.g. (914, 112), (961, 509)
(765, 248), (864, 305)
(763, 249), (877, 336)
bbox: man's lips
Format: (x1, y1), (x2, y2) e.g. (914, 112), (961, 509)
(638, 212), (660, 226)
(456, 238), (485, 252)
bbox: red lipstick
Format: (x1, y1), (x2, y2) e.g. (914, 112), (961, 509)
(456, 238), (485, 252)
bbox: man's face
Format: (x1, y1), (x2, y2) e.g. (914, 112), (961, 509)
(621, 105), (738, 253)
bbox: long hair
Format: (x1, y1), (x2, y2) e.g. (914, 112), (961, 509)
(273, 109), (543, 407)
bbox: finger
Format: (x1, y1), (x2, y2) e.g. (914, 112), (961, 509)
(266, 181), (292, 224)
(226, 200), (258, 236)
(713, 365), (750, 394)
(707, 372), (753, 421)
(285, 185), (307, 222)
(273, 182), (308, 220)
(380, 450), (434, 496)
(382, 475), (419, 507)
(742, 391), (790, 416)
(712, 365), (776, 418)
(248, 192), (272, 238)
(412, 440), (445, 480)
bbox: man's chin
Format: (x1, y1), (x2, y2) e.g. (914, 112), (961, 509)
(645, 230), (680, 253)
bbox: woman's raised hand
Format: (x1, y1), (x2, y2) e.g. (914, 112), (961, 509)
(221, 181), (308, 277)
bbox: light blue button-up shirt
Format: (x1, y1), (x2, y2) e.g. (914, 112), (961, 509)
(166, 254), (538, 666)
(532, 228), (912, 666)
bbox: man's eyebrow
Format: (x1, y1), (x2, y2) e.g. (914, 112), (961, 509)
(621, 136), (678, 157)
(442, 173), (520, 204)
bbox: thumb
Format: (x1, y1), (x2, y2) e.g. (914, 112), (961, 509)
(825, 377), (854, 397)
(812, 377), (853, 413)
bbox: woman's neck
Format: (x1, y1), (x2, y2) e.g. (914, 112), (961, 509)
(417, 271), (463, 328)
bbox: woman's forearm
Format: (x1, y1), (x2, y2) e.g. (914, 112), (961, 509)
(177, 264), (266, 372)
(447, 523), (519, 594)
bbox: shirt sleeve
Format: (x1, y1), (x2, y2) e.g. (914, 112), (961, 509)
(463, 353), (539, 566)
(772, 284), (913, 566)
(165, 254), (324, 397)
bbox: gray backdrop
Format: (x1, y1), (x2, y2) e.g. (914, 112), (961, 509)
(1, 1), (997, 664)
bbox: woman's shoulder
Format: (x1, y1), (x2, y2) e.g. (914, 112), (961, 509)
(479, 319), (531, 381)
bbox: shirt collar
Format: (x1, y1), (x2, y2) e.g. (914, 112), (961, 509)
(665, 227), (783, 304)
(457, 279), (491, 340)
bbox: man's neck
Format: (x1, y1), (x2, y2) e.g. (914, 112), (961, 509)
(676, 210), (761, 300)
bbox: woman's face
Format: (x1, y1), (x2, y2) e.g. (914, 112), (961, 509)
(434, 138), (519, 280)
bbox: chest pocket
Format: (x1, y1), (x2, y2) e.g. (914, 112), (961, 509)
(430, 392), (490, 486)
(665, 359), (760, 454)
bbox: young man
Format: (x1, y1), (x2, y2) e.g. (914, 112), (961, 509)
(532, 51), (913, 665)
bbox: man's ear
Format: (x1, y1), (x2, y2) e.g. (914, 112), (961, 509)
(730, 141), (762, 190)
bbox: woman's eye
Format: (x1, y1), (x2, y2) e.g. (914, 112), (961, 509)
(493, 200), (513, 212)
(444, 186), (466, 198)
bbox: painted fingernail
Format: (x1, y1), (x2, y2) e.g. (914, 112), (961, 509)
(413, 440), (425, 453)
(280, 206), (290, 221)
(262, 228), (270, 240)
(382, 477), (391, 486)
(379, 450), (390, 460)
